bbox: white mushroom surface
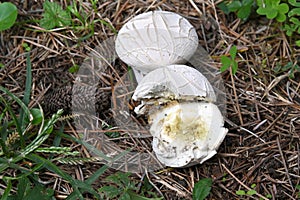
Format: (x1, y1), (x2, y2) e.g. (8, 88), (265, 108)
(132, 64), (216, 115)
(115, 11), (198, 81)
(149, 101), (227, 167)
(132, 64), (227, 167)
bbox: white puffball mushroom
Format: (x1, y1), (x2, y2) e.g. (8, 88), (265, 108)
(149, 101), (227, 167)
(132, 64), (227, 167)
(115, 11), (198, 81)
(132, 64), (216, 115)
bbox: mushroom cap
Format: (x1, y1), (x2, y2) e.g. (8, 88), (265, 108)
(132, 65), (216, 108)
(149, 101), (227, 167)
(115, 11), (198, 75)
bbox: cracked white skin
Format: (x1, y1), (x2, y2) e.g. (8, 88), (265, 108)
(115, 11), (198, 82)
(149, 102), (227, 167)
(133, 65), (217, 115)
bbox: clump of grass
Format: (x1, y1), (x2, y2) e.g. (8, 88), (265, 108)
(0, 42), (162, 200)
(0, 50), (109, 199)
(98, 172), (163, 199)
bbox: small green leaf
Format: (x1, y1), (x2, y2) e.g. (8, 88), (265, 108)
(220, 56), (231, 72)
(221, 56), (231, 67)
(232, 61), (239, 75)
(227, 1), (242, 12)
(192, 178), (213, 200)
(256, 0), (263, 7)
(266, 9), (278, 19)
(237, 4), (252, 20)
(288, 8), (300, 17)
(276, 12), (286, 22)
(282, 62), (293, 71)
(242, 0), (254, 6)
(217, 2), (230, 14)
(271, 0), (281, 6)
(290, 17), (300, 25)
(68, 65), (79, 73)
(273, 64), (282, 73)
(128, 190), (163, 200)
(283, 24), (296, 36)
(0, 2), (18, 31)
(277, 3), (289, 14)
(296, 40), (300, 47)
(30, 108), (43, 125)
(120, 192), (131, 200)
(98, 186), (121, 199)
(236, 190), (246, 195)
(229, 45), (237, 59)
(257, 7), (268, 16)
(250, 183), (256, 189)
(266, 194), (273, 198)
(105, 131), (120, 138)
(40, 0), (71, 29)
(288, 0), (300, 7)
(247, 189), (257, 195)
(22, 43), (31, 51)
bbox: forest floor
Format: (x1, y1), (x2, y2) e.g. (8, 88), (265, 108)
(1, 0), (300, 199)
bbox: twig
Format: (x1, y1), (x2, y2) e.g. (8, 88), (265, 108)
(276, 136), (294, 191)
(240, 127), (266, 143)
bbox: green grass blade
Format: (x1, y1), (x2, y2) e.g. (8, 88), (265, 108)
(0, 119), (9, 155)
(65, 190), (84, 200)
(85, 164), (108, 185)
(0, 102), (6, 123)
(27, 154), (100, 200)
(97, 19), (117, 34)
(16, 176), (31, 200)
(0, 179), (12, 200)
(18, 51), (32, 131)
(53, 124), (64, 146)
(26, 153), (75, 182)
(67, 179), (100, 199)
(0, 158), (9, 172)
(0, 95), (25, 147)
(1, 162), (43, 181)
(56, 132), (112, 161)
(0, 86), (31, 125)
(11, 110), (62, 163)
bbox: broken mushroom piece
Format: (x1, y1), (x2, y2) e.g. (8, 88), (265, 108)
(132, 64), (227, 167)
(132, 64), (217, 115)
(149, 101), (227, 167)
(115, 11), (198, 82)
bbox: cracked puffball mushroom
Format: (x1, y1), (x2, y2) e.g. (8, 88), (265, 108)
(115, 11), (198, 82)
(132, 65), (228, 167)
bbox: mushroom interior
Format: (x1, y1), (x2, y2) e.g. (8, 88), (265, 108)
(149, 101), (227, 167)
